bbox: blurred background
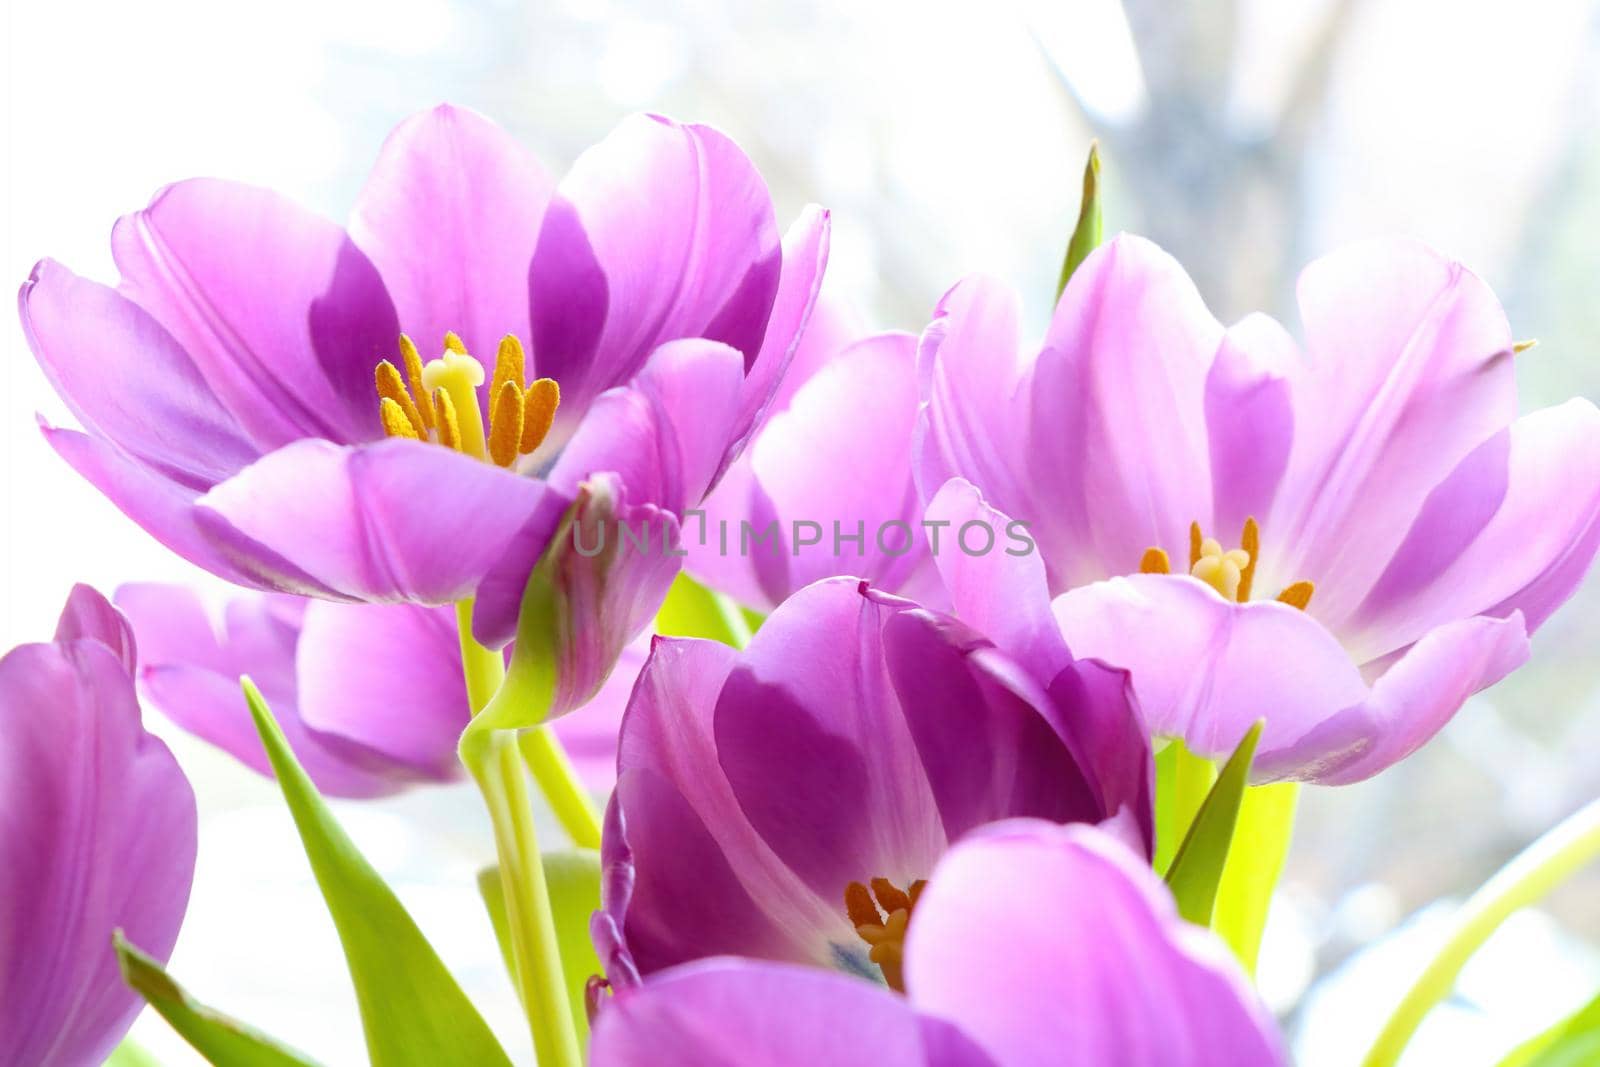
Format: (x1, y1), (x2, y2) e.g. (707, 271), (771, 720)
(4, 0), (1599, 1062)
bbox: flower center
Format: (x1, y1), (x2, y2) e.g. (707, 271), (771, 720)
(373, 331), (560, 469)
(844, 877), (926, 993)
(1139, 517), (1314, 609)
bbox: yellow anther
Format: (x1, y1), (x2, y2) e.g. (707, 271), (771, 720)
(870, 878), (912, 914)
(1238, 517), (1260, 602)
(845, 882), (882, 929)
(844, 877), (923, 993)
(443, 331), (467, 355)
(1513, 339), (1538, 354)
(490, 335), (526, 400)
(397, 335), (434, 431)
(422, 349), (487, 459)
(1189, 522), (1203, 570)
(1276, 581), (1315, 610)
(379, 397), (420, 440)
(521, 377), (561, 454)
(433, 387), (461, 452)
(374, 360), (425, 438)
(1140, 547), (1171, 575)
(488, 381), (525, 468)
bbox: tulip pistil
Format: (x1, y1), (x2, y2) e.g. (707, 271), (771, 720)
(844, 876), (926, 993)
(375, 332), (560, 469)
(1139, 517), (1315, 610)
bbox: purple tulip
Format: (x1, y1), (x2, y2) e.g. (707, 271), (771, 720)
(593, 577), (1152, 989)
(590, 820), (1285, 1067)
(1, 586), (197, 1066)
(688, 299), (945, 611)
(114, 583), (631, 798)
(20, 106), (828, 678)
(920, 236), (1600, 783)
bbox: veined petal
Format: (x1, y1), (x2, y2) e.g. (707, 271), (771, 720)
(112, 178), (398, 447)
(0, 638), (196, 1067)
(692, 332), (934, 611)
(905, 821), (1284, 1067)
(529, 114), (782, 423)
(1345, 399), (1600, 663)
(55, 582), (138, 671)
(349, 104), (553, 369)
(1205, 314), (1296, 538)
(117, 584), (437, 797)
(21, 260), (260, 488)
(549, 634), (645, 794)
(197, 437), (556, 604)
(589, 959), (994, 1067)
(1264, 238), (1518, 625)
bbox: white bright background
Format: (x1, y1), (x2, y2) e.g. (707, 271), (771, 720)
(4, 1), (1599, 1064)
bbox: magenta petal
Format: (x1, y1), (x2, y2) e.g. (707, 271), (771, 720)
(55, 583), (138, 671)
(720, 205), (832, 474)
(1280, 613), (1529, 785)
(590, 959), (994, 1067)
(549, 634), (645, 793)
(198, 438), (554, 603)
(1346, 399), (1600, 662)
(112, 178), (398, 447)
(349, 104), (552, 364)
(713, 580), (944, 899)
(0, 639), (196, 1067)
(693, 332), (934, 611)
(1053, 575), (1369, 773)
(905, 821), (1284, 1067)
(295, 600), (467, 780)
(1204, 314), (1296, 537)
(21, 260), (260, 487)
(1265, 239), (1518, 626)
(530, 115), (782, 420)
(40, 423), (292, 590)
(605, 637), (833, 974)
(116, 584), (443, 797)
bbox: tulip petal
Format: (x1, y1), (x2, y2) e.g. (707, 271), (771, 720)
(529, 115), (782, 423)
(1204, 314), (1296, 537)
(590, 959), (995, 1067)
(112, 178), (398, 447)
(198, 437), (555, 603)
(0, 640), (196, 1067)
(905, 821), (1284, 1067)
(349, 104), (553, 367)
(1264, 239), (1518, 625)
(551, 634), (646, 793)
(22, 260), (260, 487)
(55, 582), (138, 671)
(1346, 399), (1600, 662)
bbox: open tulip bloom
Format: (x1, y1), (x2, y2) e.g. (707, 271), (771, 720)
(9, 108), (1600, 1067)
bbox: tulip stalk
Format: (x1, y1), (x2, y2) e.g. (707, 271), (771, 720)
(455, 599), (584, 1067)
(1364, 796), (1600, 1067)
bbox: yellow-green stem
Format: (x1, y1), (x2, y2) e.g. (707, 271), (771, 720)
(1214, 782), (1299, 974)
(1363, 797), (1600, 1067)
(455, 599), (582, 1067)
(520, 727), (602, 850)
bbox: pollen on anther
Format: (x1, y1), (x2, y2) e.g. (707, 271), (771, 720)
(398, 335), (434, 431)
(1189, 521), (1203, 570)
(379, 397), (420, 440)
(488, 381), (525, 468)
(433, 387), (462, 451)
(491, 335), (526, 400)
(871, 878), (912, 915)
(443, 331), (467, 355)
(1238, 517), (1260, 601)
(1277, 581), (1314, 611)
(1140, 547), (1171, 574)
(845, 881), (882, 929)
(375, 360), (425, 437)
(521, 377), (560, 454)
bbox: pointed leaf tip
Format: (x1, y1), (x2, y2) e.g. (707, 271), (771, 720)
(1164, 720), (1264, 927)
(1056, 139), (1104, 299)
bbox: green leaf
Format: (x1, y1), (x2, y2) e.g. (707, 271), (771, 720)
(656, 572), (757, 647)
(1164, 721), (1263, 926)
(113, 933), (319, 1066)
(1213, 781), (1299, 974)
(478, 851), (603, 1044)
(243, 680), (513, 1067)
(1055, 140), (1103, 299)
(1498, 991), (1600, 1067)
(1154, 739), (1219, 876)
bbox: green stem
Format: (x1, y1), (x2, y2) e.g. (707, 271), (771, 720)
(1214, 782), (1299, 974)
(454, 600), (582, 1067)
(1157, 740), (1219, 874)
(520, 727), (602, 850)
(1364, 797), (1600, 1067)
